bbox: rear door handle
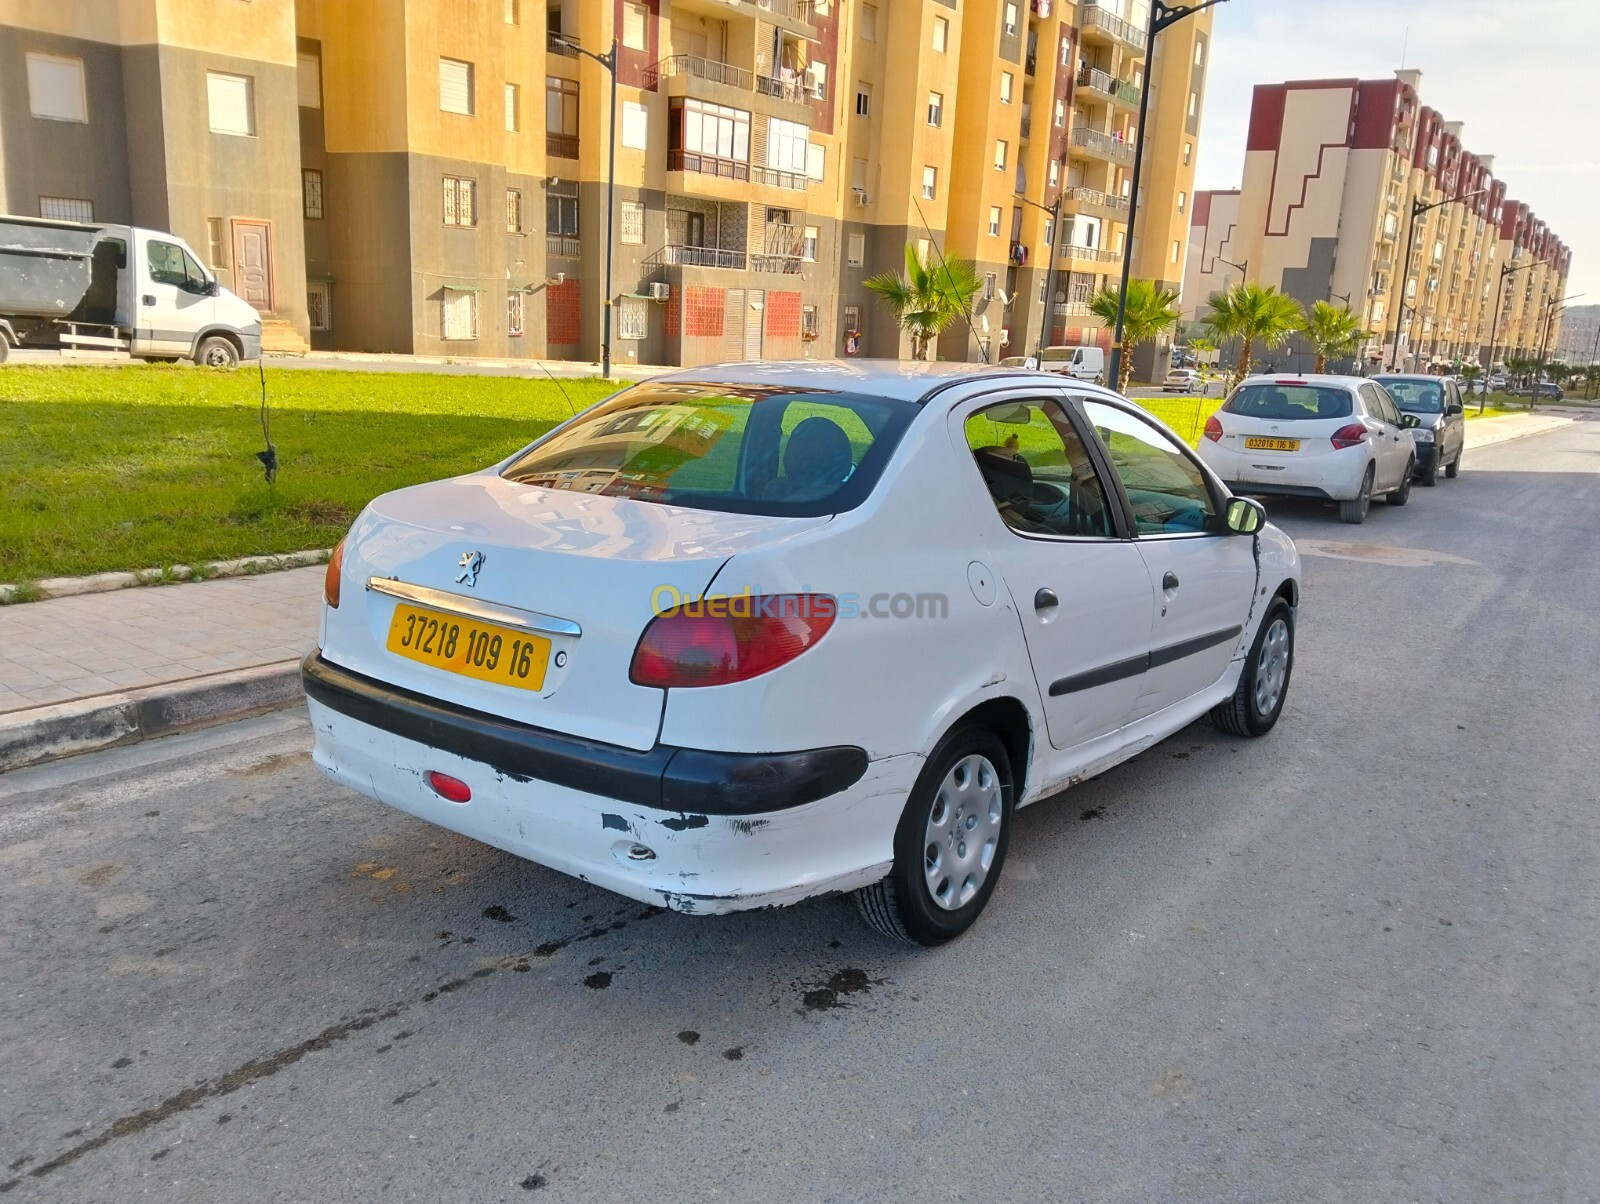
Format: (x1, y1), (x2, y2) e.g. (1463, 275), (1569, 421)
(1162, 571), (1180, 591)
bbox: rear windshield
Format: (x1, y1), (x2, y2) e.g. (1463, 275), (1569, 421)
(500, 382), (917, 517)
(1223, 384), (1353, 420)
(1373, 378), (1443, 413)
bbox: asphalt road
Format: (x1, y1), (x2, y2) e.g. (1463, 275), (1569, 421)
(2, 419), (1597, 1203)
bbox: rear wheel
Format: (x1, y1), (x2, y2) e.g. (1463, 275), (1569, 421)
(194, 335), (239, 369)
(854, 726), (1014, 947)
(0, 331), (9, 364)
(1339, 465), (1374, 524)
(1211, 599), (1294, 737)
(1386, 460), (1414, 506)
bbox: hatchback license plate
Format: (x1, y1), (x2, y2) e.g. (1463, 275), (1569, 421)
(385, 603), (550, 691)
(1245, 436), (1301, 451)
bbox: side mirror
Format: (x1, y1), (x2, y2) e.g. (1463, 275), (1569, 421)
(1399, 413), (1421, 429)
(1224, 496), (1266, 536)
(1446, 403), (1463, 416)
(206, 280), (222, 297)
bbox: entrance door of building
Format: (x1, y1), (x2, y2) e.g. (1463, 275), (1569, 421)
(231, 219), (274, 311)
(743, 289), (764, 359)
(723, 289), (746, 360)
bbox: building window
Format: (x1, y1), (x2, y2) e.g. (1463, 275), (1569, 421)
(844, 302), (862, 333)
(1000, 73), (1013, 104)
(506, 188), (523, 232)
(1004, 3), (1019, 35)
(547, 183), (579, 238)
(1187, 91), (1198, 119)
(619, 296), (647, 340)
(26, 53), (87, 123)
(546, 77), (580, 157)
(1195, 39), (1205, 65)
(1171, 239), (1181, 264)
(1048, 160), (1059, 186)
(443, 176), (478, 226)
(39, 196), (93, 222)
(922, 166), (937, 200)
(1183, 141), (1192, 165)
(505, 83), (520, 131)
(302, 169), (324, 220)
(622, 1), (649, 50)
(1177, 190), (1186, 213)
(622, 100), (648, 149)
(1054, 98), (1066, 128)
(855, 83), (870, 117)
(669, 97), (751, 167)
(994, 140), (1007, 171)
(621, 200), (644, 244)
(307, 282), (331, 331)
(861, 3), (877, 40)
(206, 72), (255, 136)
(505, 0), (519, 24)
(507, 291), (524, 336)
(440, 58), (474, 115)
(847, 232), (865, 266)
(802, 225), (819, 261)
(933, 16), (949, 52)
(297, 53), (322, 109)
(801, 304), (819, 339)
(927, 91), (943, 126)
(806, 142), (825, 181)
(988, 206), (1001, 237)
(206, 218), (228, 268)
(768, 117), (809, 174)
(442, 289), (478, 340)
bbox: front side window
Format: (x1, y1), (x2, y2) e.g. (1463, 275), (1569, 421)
(502, 385), (916, 516)
(147, 240), (209, 294)
(1081, 400), (1216, 535)
(965, 399), (1114, 538)
(1372, 377), (1442, 413)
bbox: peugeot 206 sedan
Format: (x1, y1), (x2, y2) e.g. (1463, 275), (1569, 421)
(304, 362), (1300, 945)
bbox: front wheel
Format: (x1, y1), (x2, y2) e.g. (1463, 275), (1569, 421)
(1420, 455), (1439, 486)
(1339, 465), (1374, 524)
(194, 335), (239, 369)
(854, 726), (1015, 947)
(1444, 451), (1461, 479)
(1210, 599), (1294, 737)
(1386, 460), (1414, 505)
(0, 331), (10, 364)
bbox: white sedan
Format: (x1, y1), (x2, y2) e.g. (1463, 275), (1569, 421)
(304, 362), (1301, 945)
(1162, 368), (1201, 392)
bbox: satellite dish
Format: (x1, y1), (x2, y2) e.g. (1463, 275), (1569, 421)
(995, 289), (1014, 306)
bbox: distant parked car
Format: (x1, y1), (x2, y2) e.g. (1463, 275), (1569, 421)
(1372, 374), (1466, 485)
(1162, 368), (1201, 392)
(1508, 382), (1564, 400)
(1197, 374), (1419, 524)
(998, 355), (1037, 369)
(1038, 344), (1106, 382)
(1486, 375), (1509, 390)
(1461, 378), (1489, 395)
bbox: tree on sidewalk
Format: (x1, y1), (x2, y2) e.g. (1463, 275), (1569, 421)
(1087, 279), (1181, 392)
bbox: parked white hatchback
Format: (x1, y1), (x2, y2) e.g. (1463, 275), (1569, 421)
(305, 362), (1301, 944)
(1197, 374), (1419, 523)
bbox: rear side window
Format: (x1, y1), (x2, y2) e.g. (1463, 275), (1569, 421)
(1224, 384), (1353, 420)
(500, 382), (916, 517)
(1374, 378), (1443, 413)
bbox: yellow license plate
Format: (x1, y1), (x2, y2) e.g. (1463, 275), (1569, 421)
(385, 603), (550, 691)
(1245, 436), (1301, 451)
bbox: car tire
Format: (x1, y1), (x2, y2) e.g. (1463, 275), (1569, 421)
(194, 336), (239, 370)
(854, 725), (1015, 947)
(1339, 465), (1374, 524)
(1445, 451), (1460, 479)
(0, 331), (9, 364)
(1210, 598), (1294, 738)
(1386, 460), (1414, 505)
(1420, 456), (1439, 486)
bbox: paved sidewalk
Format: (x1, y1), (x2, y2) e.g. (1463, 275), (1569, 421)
(0, 566), (320, 714)
(1463, 408), (1576, 450)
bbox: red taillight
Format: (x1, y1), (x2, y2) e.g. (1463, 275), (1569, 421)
(629, 594), (836, 688)
(1203, 415), (1223, 442)
(324, 539), (345, 608)
(1330, 424), (1369, 450)
(425, 771), (472, 803)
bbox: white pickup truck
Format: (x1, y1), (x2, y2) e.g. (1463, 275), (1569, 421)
(0, 216), (261, 367)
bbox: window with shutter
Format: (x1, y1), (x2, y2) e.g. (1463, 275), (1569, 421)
(442, 290), (478, 340)
(297, 53), (321, 108)
(504, 83), (519, 131)
(207, 72), (255, 136)
(622, 2), (649, 51)
(439, 58), (474, 115)
(26, 53), (87, 123)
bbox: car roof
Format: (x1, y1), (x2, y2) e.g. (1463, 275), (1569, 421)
(1371, 373), (1448, 381)
(1237, 373), (1367, 389)
(645, 358), (1059, 403)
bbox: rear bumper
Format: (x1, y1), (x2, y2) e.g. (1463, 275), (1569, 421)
(1220, 480), (1336, 501)
(302, 652), (911, 914)
(1202, 442), (1367, 501)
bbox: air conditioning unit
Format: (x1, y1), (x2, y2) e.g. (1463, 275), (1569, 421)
(647, 282), (671, 302)
(853, 190), (871, 207)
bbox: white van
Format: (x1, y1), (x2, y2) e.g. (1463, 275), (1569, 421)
(1038, 344), (1106, 382)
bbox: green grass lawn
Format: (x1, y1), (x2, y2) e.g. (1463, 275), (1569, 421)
(1, 365), (621, 583)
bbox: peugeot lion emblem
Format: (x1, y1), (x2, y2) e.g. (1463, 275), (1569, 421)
(455, 550), (485, 588)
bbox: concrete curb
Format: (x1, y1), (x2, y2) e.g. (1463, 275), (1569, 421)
(0, 660), (305, 774)
(1, 549), (331, 605)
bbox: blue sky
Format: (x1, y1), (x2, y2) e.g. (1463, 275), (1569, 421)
(1192, 0), (1600, 298)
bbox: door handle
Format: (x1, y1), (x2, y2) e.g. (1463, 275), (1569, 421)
(142, 294), (156, 307)
(1034, 588), (1059, 612)
(1162, 571), (1180, 591)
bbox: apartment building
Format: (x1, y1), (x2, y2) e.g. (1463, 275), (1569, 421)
(1, 0), (1212, 368)
(1183, 70), (1572, 372)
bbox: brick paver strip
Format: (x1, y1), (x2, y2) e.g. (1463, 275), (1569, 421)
(0, 565), (323, 715)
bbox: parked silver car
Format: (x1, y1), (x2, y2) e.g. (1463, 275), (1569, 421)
(1371, 374), (1466, 485)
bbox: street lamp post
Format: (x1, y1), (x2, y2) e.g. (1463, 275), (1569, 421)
(1015, 188), (1064, 362)
(1387, 186), (1486, 371)
(552, 34), (619, 380)
(1108, 0), (1230, 391)
(1483, 257), (1546, 405)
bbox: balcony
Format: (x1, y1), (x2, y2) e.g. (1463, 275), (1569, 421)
(751, 165), (809, 191)
(1010, 242), (1030, 266)
(1080, 4), (1145, 52)
(1070, 125), (1135, 165)
(547, 32), (579, 59)
(698, 0), (815, 37)
(546, 133), (580, 160)
(546, 234), (581, 260)
(750, 253), (803, 274)
(1053, 301), (1093, 318)
(1075, 66), (1141, 110)
(668, 148), (750, 182)
(1060, 244), (1122, 266)
(1060, 186), (1130, 221)
(647, 54), (752, 91)
(645, 244), (747, 271)
(755, 73), (812, 104)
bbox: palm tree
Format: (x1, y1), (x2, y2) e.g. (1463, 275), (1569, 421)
(864, 243), (982, 361)
(1296, 301), (1364, 373)
(1087, 279), (1181, 392)
(1202, 284), (1304, 389)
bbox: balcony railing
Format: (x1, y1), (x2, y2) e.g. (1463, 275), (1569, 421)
(547, 32), (579, 58)
(1060, 245), (1122, 264)
(546, 133), (580, 159)
(647, 54), (752, 91)
(1080, 4), (1145, 51)
(646, 244), (747, 271)
(1053, 301), (1093, 317)
(1071, 125), (1135, 164)
(1077, 68), (1142, 109)
(750, 253), (803, 274)
(751, 165), (809, 191)
(546, 234), (581, 259)
(720, 0), (816, 30)
(755, 73), (812, 104)
(668, 149), (751, 181)
(1061, 186), (1130, 218)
